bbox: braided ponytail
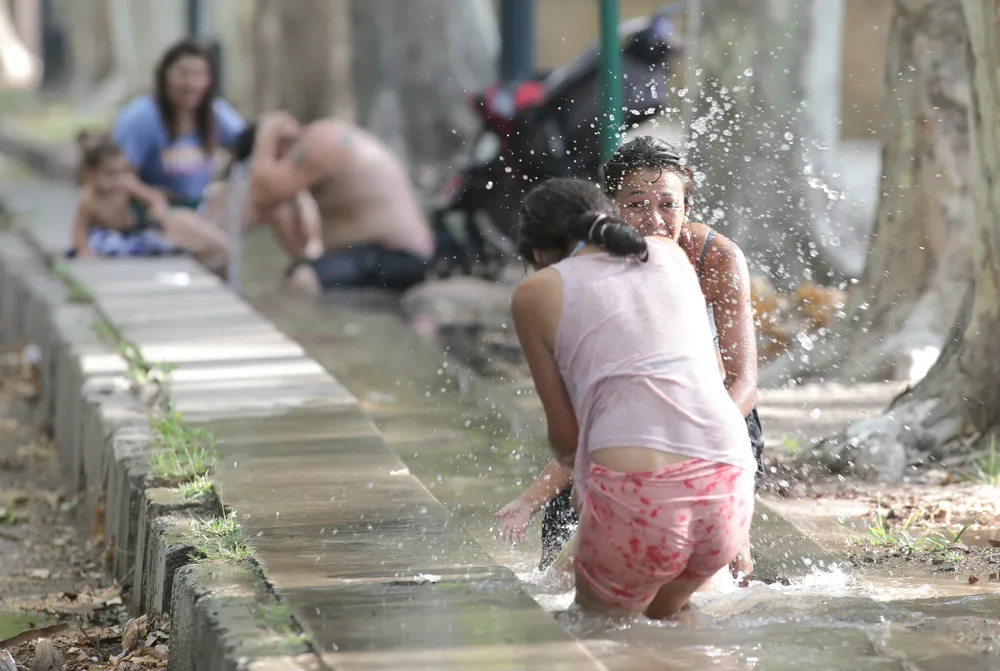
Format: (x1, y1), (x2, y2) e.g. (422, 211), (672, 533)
(578, 212), (648, 259)
(518, 177), (649, 264)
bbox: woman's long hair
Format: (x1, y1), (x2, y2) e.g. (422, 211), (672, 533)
(153, 39), (218, 154)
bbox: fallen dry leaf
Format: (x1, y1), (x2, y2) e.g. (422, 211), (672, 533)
(969, 575), (980, 584)
(121, 615), (148, 652)
(130, 655), (162, 667)
(27, 568), (51, 580)
(987, 539), (1000, 548)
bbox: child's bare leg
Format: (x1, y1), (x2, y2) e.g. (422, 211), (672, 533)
(574, 565), (633, 615)
(644, 575), (707, 620)
(160, 208), (228, 274)
(549, 533), (577, 578)
(283, 263), (323, 297)
(729, 540), (753, 579)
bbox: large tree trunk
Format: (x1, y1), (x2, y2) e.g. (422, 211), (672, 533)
(68, 0), (184, 111)
(813, 0), (1000, 482)
(682, 0), (850, 292)
(208, 0), (254, 112)
(759, 0), (973, 387)
(54, 0), (113, 96)
(251, 0), (354, 122)
(0, 0), (41, 90)
(350, 0), (498, 194)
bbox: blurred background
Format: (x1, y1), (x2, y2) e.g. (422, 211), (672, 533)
(0, 0), (967, 388)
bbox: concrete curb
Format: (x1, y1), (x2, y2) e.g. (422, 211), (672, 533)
(0, 233), (327, 671)
(0, 122), (77, 182)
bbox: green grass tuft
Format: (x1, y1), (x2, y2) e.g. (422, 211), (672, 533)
(187, 512), (254, 562)
(174, 475), (216, 502)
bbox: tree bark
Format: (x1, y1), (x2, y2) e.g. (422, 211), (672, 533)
(682, 0), (849, 292)
(759, 0), (973, 387)
(0, 0), (40, 90)
(65, 0), (184, 111)
(208, 0), (253, 111)
(251, 0), (354, 122)
(54, 0), (113, 96)
(350, 0), (498, 194)
(813, 0), (1000, 481)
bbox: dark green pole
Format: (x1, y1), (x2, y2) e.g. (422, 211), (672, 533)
(500, 0), (535, 86)
(599, 0), (623, 162)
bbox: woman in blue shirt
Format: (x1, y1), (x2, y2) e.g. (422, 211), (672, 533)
(111, 39), (245, 273)
(114, 38), (245, 207)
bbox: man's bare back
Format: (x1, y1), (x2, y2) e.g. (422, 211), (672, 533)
(305, 120), (434, 259)
(250, 112), (435, 293)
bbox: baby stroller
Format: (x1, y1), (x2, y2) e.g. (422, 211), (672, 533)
(431, 3), (685, 279)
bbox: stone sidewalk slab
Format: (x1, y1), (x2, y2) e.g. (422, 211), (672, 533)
(28, 245), (604, 669)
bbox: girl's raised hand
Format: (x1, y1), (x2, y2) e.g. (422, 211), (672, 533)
(495, 498), (534, 547)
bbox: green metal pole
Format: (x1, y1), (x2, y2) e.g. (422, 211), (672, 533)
(599, 0), (623, 163)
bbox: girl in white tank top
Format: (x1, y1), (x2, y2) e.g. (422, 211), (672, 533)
(507, 178), (754, 619)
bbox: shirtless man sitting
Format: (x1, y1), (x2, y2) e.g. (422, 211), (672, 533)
(249, 111), (435, 295)
(199, 122), (323, 264)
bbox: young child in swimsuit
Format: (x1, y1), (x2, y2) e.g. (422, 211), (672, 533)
(510, 177), (755, 618)
(69, 134), (175, 258)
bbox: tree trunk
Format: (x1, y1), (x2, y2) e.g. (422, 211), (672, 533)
(0, 0), (40, 90)
(208, 0), (252, 111)
(54, 0), (113, 96)
(251, 0), (354, 122)
(759, 0), (973, 387)
(682, 0), (850, 292)
(68, 0), (184, 111)
(812, 0), (1000, 482)
(350, 0), (498, 194)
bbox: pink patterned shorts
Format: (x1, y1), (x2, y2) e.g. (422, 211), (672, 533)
(575, 458), (754, 611)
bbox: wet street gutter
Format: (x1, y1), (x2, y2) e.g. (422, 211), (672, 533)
(0, 213), (608, 670)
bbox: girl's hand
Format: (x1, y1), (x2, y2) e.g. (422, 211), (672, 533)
(495, 498), (534, 546)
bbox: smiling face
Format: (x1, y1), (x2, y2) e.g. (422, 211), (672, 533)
(165, 53), (212, 113)
(617, 168), (690, 241)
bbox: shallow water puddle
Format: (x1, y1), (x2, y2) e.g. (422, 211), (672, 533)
(248, 291), (1000, 669)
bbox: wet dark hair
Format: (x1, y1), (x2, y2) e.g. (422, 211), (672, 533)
(223, 123), (257, 179)
(76, 131), (123, 184)
(154, 39), (218, 154)
(602, 136), (695, 207)
(518, 177), (648, 264)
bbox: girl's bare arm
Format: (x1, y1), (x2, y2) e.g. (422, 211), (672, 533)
(518, 460), (574, 513)
(702, 241), (758, 417)
(71, 193), (94, 255)
(124, 174), (170, 219)
(511, 271), (579, 467)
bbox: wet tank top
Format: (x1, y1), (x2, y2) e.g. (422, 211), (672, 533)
(551, 240), (755, 500)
